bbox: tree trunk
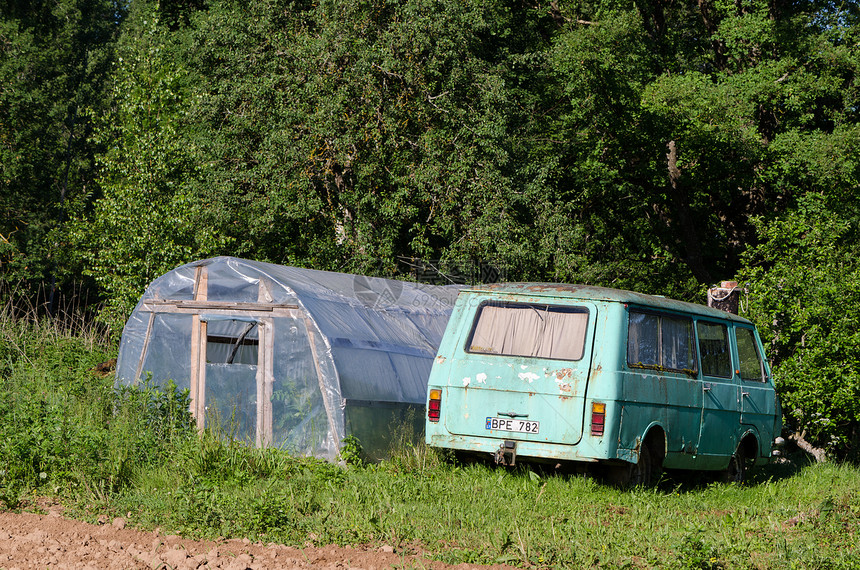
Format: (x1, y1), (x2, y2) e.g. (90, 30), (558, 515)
(789, 430), (828, 463)
(666, 140), (712, 284)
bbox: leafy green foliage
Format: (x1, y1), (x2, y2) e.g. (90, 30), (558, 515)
(0, 305), (196, 503)
(68, 1), (226, 331)
(741, 192), (860, 459)
(338, 435), (364, 467)
(178, 0), (562, 277)
(0, 0), (123, 286)
(675, 534), (724, 570)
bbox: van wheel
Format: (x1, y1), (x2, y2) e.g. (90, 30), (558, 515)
(723, 447), (746, 484)
(631, 440), (661, 487)
(611, 441), (661, 488)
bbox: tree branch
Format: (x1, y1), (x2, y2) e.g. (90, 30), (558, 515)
(788, 430), (828, 463)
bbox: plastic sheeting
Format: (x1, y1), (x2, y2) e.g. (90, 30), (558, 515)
(115, 256), (460, 460)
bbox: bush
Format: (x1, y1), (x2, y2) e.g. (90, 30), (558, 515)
(0, 296), (196, 502)
(740, 195), (860, 459)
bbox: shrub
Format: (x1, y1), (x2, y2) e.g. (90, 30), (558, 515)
(0, 295), (196, 501)
(740, 195), (860, 459)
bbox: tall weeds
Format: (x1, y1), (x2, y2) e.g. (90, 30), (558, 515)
(0, 283), (196, 506)
(1, 282), (107, 347)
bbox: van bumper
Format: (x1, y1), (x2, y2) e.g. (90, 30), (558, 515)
(427, 433), (606, 463)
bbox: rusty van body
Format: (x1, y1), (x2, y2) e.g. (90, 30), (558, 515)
(425, 283), (782, 484)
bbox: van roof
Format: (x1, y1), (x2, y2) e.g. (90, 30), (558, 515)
(461, 282), (752, 323)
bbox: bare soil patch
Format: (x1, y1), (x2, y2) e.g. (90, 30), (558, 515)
(0, 510), (514, 570)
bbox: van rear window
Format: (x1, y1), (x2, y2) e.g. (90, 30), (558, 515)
(467, 302), (588, 361)
(627, 310), (697, 373)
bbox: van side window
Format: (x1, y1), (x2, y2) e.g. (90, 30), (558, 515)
(467, 302), (589, 361)
(627, 310), (697, 373)
(696, 322), (731, 378)
(736, 327), (765, 382)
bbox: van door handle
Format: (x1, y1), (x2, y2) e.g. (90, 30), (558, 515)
(498, 411), (528, 418)
(703, 383), (712, 392)
(742, 392), (750, 397)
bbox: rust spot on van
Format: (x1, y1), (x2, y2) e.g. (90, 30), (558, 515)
(555, 368), (573, 380)
(552, 368), (573, 392)
(657, 375), (669, 397)
(523, 284), (581, 294)
(435, 355), (446, 364)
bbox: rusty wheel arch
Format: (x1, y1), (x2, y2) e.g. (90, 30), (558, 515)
(724, 433), (758, 484)
(738, 431), (759, 462)
(613, 426), (666, 488)
(643, 425), (667, 464)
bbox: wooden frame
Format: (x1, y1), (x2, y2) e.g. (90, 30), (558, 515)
(131, 266), (330, 448)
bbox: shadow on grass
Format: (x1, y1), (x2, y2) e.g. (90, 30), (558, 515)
(746, 450), (818, 483)
(660, 450), (819, 492)
(444, 447), (823, 492)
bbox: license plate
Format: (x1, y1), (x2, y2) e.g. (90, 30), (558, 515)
(486, 417), (539, 434)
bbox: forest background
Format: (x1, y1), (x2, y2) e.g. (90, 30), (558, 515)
(1, 0), (859, 458)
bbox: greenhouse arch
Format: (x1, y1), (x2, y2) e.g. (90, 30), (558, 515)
(116, 257), (460, 460)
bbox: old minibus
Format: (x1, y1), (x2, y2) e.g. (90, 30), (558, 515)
(425, 283), (782, 484)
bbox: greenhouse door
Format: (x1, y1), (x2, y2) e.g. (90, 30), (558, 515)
(190, 314), (275, 447)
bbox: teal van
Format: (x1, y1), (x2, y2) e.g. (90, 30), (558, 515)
(425, 283), (782, 484)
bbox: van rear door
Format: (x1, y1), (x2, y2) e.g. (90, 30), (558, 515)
(442, 299), (597, 446)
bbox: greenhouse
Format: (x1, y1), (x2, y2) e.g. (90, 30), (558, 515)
(115, 256), (461, 460)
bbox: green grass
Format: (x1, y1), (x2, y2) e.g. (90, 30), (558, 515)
(89, 457), (859, 569)
(1, 300), (859, 569)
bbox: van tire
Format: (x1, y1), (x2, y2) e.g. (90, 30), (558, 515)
(723, 447), (746, 484)
(610, 440), (661, 488)
(632, 440), (661, 487)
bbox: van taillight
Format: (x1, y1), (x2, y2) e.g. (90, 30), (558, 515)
(591, 402), (605, 436)
(428, 389), (442, 422)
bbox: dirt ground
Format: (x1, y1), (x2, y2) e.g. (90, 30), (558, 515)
(0, 510), (515, 570)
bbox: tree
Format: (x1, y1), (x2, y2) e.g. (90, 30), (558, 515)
(534, 0), (858, 302)
(0, 0), (123, 291)
(182, 0), (560, 277)
(732, 1), (860, 458)
(541, 7), (696, 295)
(739, 124), (860, 459)
(69, 1), (222, 330)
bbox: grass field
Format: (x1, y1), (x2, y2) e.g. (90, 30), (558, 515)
(1, 300), (858, 569)
(99, 454), (859, 569)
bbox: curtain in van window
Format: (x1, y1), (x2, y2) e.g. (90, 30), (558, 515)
(627, 312), (659, 366)
(662, 316), (696, 370)
(469, 304), (588, 360)
(468, 304), (525, 354)
(627, 311), (696, 371)
(540, 308), (588, 360)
